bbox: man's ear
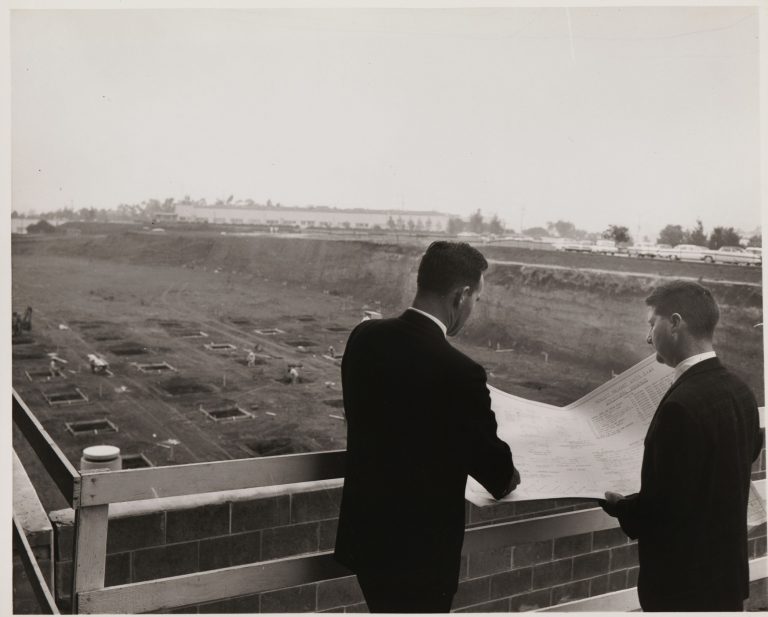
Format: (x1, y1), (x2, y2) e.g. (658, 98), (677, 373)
(454, 286), (470, 307)
(670, 313), (683, 329)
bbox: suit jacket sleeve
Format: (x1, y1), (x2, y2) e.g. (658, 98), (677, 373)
(614, 401), (704, 540)
(460, 363), (516, 500)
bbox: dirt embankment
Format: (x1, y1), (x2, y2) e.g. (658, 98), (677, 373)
(15, 232), (764, 400)
(471, 266), (763, 397)
(16, 233), (423, 308)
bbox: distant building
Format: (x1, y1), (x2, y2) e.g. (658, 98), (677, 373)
(174, 202), (452, 232)
(152, 212), (178, 224)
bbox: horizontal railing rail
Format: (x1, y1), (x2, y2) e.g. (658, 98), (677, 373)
(77, 450), (346, 507)
(12, 515), (60, 615)
(78, 552), (347, 614)
(12, 390), (80, 508)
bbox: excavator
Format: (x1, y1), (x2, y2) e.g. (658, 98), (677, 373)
(12, 306), (32, 337)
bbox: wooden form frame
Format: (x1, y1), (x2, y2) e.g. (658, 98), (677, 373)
(12, 516), (60, 615)
(42, 387), (89, 406)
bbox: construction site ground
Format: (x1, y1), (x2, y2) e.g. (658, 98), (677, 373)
(11, 227), (764, 512)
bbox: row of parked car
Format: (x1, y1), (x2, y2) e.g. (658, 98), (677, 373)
(626, 242), (762, 265)
(561, 240), (762, 265)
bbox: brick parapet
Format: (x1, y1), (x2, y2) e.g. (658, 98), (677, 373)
(48, 484), (767, 613)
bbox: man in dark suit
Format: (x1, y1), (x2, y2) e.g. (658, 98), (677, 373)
(602, 280), (763, 611)
(334, 241), (520, 613)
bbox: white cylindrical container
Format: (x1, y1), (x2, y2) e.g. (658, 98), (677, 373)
(80, 445), (122, 472)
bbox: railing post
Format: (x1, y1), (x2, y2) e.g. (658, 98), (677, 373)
(12, 516), (60, 614)
(70, 503), (109, 614)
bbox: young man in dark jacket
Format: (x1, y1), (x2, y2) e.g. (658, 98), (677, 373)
(602, 280), (763, 611)
(335, 241), (520, 612)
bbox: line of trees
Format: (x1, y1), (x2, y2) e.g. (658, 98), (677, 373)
(520, 221), (630, 244)
(447, 210), (505, 235)
(386, 216), (436, 232)
(520, 218), (760, 249)
(11, 197), (178, 223)
(657, 220), (761, 249)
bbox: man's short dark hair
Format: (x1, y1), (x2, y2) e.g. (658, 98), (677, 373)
(645, 280), (720, 338)
(417, 241), (488, 296)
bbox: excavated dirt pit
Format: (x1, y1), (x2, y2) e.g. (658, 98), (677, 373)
(176, 330), (208, 338)
(518, 380), (548, 391)
(109, 342), (148, 356)
(71, 320), (112, 330)
(243, 437), (310, 457)
(121, 453), (153, 468)
(160, 377), (214, 396)
(13, 346), (48, 360)
(25, 369), (66, 383)
(66, 418), (117, 435)
(90, 332), (124, 342)
(229, 318), (253, 326)
(204, 343), (237, 351)
(253, 328), (285, 335)
(200, 400), (252, 421)
(275, 376), (313, 385)
(234, 357), (267, 366)
(10, 231), (763, 494)
(156, 320), (185, 329)
(296, 316), (316, 322)
(155, 320), (207, 338)
(286, 340), (317, 347)
(323, 399), (344, 408)
(43, 387), (88, 406)
(137, 362), (176, 373)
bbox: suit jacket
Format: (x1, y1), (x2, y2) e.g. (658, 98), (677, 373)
(334, 310), (516, 590)
(613, 357), (763, 609)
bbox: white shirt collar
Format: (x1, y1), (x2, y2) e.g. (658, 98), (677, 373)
(674, 351), (717, 383)
(407, 307), (447, 338)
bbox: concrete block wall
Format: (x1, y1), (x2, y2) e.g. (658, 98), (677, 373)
(48, 478), (768, 613)
(47, 483), (620, 613)
(453, 498), (638, 612)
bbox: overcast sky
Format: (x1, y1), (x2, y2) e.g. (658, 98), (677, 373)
(11, 6), (760, 240)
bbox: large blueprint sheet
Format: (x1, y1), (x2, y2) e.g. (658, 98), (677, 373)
(466, 355), (675, 506)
